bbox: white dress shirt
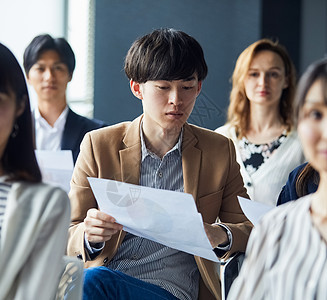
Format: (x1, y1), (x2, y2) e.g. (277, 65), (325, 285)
(34, 106), (69, 150)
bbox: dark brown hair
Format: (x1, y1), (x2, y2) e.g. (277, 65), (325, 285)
(294, 57), (327, 126)
(294, 58), (327, 196)
(295, 163), (319, 197)
(0, 43), (41, 182)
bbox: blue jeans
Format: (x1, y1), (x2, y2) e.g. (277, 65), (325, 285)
(83, 267), (179, 300)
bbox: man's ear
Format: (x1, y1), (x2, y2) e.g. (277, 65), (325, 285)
(196, 81), (203, 96)
(130, 80), (143, 100)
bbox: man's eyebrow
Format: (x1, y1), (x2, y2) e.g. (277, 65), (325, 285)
(35, 60), (65, 65)
(183, 76), (196, 82)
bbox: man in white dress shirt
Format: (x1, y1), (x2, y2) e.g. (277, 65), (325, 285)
(23, 34), (107, 163)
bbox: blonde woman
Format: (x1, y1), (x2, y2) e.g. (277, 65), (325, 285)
(228, 57), (327, 300)
(216, 39), (305, 205)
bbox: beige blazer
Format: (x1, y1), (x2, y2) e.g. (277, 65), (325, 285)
(67, 116), (252, 300)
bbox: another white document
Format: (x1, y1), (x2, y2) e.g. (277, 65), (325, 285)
(237, 196), (274, 226)
(35, 150), (74, 193)
(88, 177), (219, 262)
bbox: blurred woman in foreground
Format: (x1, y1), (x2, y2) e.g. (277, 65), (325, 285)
(0, 42), (70, 300)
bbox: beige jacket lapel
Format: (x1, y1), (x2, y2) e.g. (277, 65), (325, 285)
(120, 116), (142, 185)
(182, 123), (201, 205)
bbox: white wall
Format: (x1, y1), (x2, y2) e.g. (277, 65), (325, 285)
(0, 0), (65, 107)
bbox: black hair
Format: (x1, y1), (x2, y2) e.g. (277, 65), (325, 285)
(124, 28), (208, 83)
(23, 34), (75, 75)
(0, 43), (41, 182)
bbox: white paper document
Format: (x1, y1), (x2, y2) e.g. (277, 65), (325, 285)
(237, 196), (274, 226)
(88, 177), (219, 262)
(35, 150), (74, 193)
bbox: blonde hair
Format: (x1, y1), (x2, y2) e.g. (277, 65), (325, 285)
(227, 39), (296, 138)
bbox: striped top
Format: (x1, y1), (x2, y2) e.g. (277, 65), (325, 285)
(0, 176), (12, 243)
(107, 128), (199, 300)
(228, 195), (327, 300)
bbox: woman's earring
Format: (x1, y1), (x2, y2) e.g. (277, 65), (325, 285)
(11, 123), (19, 138)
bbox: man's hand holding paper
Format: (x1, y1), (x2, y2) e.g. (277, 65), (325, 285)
(84, 208), (123, 244)
(87, 177), (220, 262)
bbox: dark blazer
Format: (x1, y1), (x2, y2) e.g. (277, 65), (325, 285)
(277, 162), (318, 205)
(61, 108), (107, 163)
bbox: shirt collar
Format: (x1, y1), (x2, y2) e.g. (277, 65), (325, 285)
(34, 106), (69, 130)
(140, 121), (183, 161)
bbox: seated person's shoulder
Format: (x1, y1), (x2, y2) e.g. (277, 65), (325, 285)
(186, 124), (236, 162)
(259, 194), (310, 229)
(289, 162), (308, 180)
(277, 162), (309, 205)
(15, 181), (69, 208)
(214, 123), (231, 135)
(68, 109), (107, 130)
(84, 120), (133, 144)
(284, 162), (309, 187)
(89, 117), (108, 128)
(188, 123), (232, 145)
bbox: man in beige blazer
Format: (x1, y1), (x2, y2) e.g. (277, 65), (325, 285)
(67, 28), (252, 300)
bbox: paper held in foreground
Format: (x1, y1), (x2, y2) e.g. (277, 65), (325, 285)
(237, 196), (274, 226)
(88, 177), (219, 262)
(35, 150), (74, 193)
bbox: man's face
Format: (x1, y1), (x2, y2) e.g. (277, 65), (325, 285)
(131, 76), (202, 134)
(27, 50), (72, 103)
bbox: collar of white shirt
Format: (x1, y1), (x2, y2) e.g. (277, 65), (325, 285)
(34, 106), (69, 150)
(34, 105), (69, 130)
